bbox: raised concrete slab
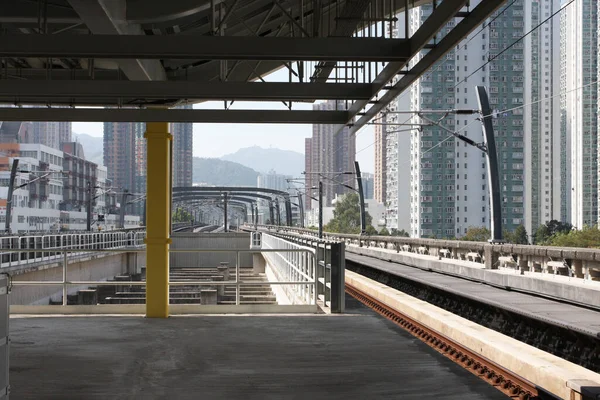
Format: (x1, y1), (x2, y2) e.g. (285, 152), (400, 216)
(346, 252), (600, 338)
(10, 298), (506, 400)
(346, 270), (600, 400)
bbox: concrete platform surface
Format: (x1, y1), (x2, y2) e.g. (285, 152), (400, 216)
(9, 297), (507, 400)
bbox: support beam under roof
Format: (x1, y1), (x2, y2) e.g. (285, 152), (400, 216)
(0, 81), (374, 102)
(67, 0), (167, 81)
(0, 35), (411, 62)
(0, 108), (349, 124)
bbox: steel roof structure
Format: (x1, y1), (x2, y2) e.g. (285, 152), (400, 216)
(0, 0), (505, 131)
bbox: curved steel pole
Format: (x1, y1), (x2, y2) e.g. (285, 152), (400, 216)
(284, 197), (292, 226)
(354, 161), (366, 234)
(476, 86), (502, 243)
(297, 193), (305, 228)
(269, 200), (275, 225)
(275, 200), (281, 226)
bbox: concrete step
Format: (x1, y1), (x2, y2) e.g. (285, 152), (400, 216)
(224, 290), (273, 295)
(219, 300), (277, 305)
(220, 295), (277, 302)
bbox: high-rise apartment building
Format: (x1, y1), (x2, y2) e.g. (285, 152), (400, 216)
(58, 122), (72, 145)
(304, 101), (356, 209)
(361, 172), (374, 200)
(524, 0), (562, 235)
(257, 169), (292, 192)
(104, 119), (191, 217)
(32, 122), (60, 149)
(559, 0), (598, 228)
(378, 15), (412, 232)
(30, 121), (72, 150)
(374, 116), (386, 204)
(171, 105), (193, 188)
(404, 1), (525, 238)
(103, 122), (136, 193)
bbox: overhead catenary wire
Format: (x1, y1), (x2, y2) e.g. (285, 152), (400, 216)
(344, 0), (521, 160)
(317, 0), (527, 182)
(455, 0), (574, 89)
(358, 0), (577, 163)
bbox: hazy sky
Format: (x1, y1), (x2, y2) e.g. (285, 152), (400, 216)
(72, 68), (376, 173)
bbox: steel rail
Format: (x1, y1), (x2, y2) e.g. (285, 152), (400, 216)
(345, 283), (539, 400)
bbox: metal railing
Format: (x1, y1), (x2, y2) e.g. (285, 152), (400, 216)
(0, 231), (146, 269)
(260, 231), (345, 313)
(168, 248), (318, 306)
(261, 234), (317, 306)
(8, 244), (319, 310)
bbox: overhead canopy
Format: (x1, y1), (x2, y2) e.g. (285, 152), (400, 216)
(0, 0), (505, 129)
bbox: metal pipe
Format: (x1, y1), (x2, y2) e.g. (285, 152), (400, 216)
(86, 181), (92, 231)
(318, 181), (323, 239)
(354, 161), (367, 234)
(5, 159), (19, 233)
(235, 251), (240, 305)
(223, 192), (228, 232)
(62, 251), (68, 306)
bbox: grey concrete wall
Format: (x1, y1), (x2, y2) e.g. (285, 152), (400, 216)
(347, 246), (600, 309)
(170, 233), (252, 268)
(10, 253), (135, 305)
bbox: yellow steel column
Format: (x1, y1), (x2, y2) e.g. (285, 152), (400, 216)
(144, 121), (172, 318)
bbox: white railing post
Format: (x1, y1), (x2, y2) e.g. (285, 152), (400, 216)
(62, 250), (68, 306)
(235, 251), (240, 306)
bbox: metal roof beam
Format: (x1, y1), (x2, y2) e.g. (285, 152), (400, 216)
(348, 0), (506, 134)
(0, 108), (349, 124)
(67, 0), (167, 81)
(0, 35), (410, 62)
(0, 81), (373, 102)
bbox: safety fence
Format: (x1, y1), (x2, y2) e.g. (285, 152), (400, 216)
(7, 238), (320, 313)
(0, 231), (146, 269)
(261, 234), (317, 306)
(260, 232), (345, 313)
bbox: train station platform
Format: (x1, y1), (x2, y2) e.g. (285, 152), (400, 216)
(10, 295), (506, 400)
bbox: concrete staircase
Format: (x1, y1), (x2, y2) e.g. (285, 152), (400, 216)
(70, 265), (278, 306)
(220, 269), (277, 305)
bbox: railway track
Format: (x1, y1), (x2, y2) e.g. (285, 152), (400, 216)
(346, 282), (539, 400)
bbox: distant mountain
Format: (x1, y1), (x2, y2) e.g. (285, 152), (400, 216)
(73, 133), (104, 166)
(193, 157), (259, 186)
(220, 146), (304, 177)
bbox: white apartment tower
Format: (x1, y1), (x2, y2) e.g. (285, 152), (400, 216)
(559, 0), (598, 228)
(524, 0), (562, 235)
(379, 14), (411, 232)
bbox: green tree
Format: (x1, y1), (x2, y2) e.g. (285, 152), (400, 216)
(324, 193), (373, 234)
(391, 228), (410, 237)
(461, 226), (490, 242)
(505, 225), (528, 244)
(547, 225), (600, 248)
(533, 220), (573, 244)
(365, 225), (378, 235)
(378, 227), (390, 236)
(172, 207), (192, 222)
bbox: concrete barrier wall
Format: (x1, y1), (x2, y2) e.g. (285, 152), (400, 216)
(170, 233), (252, 267)
(346, 245), (600, 309)
(256, 225), (600, 281)
(10, 252), (135, 305)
